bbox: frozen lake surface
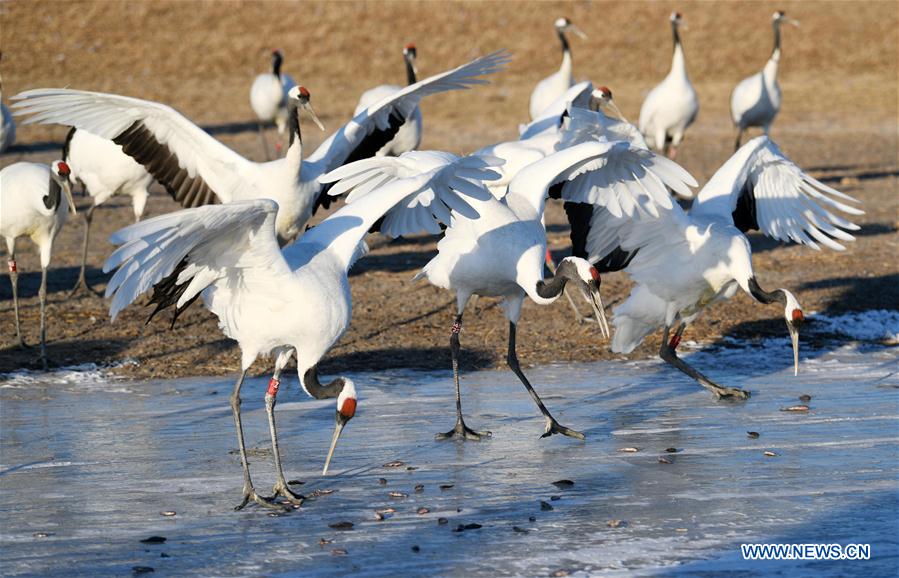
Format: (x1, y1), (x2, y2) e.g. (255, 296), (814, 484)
(2, 340), (898, 577)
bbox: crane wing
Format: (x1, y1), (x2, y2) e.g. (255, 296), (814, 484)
(103, 199), (290, 321)
(320, 151), (499, 238)
(305, 51), (510, 182)
(509, 140), (697, 221)
(12, 89), (255, 207)
(691, 136), (863, 250)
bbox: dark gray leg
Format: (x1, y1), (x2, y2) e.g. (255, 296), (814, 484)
(507, 322), (585, 440)
(258, 122), (271, 161)
(436, 314), (492, 441)
(38, 267), (48, 370)
(7, 253), (28, 349)
(264, 370), (304, 505)
(70, 205), (99, 296)
(659, 324), (750, 400)
(231, 370), (284, 511)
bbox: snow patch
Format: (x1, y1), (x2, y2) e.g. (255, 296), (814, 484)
(810, 310), (899, 342)
(0, 359), (139, 388)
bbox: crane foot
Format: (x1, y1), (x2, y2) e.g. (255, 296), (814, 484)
(234, 486), (289, 511)
(711, 386), (751, 400)
(541, 418), (586, 440)
(435, 419), (492, 441)
(271, 481), (305, 506)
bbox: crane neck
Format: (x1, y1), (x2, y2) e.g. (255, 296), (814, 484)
(772, 20), (782, 58)
(670, 37), (687, 79)
(285, 101), (304, 175)
(557, 28), (571, 55)
(404, 55), (417, 85)
(272, 52), (283, 78)
(531, 258), (577, 304)
(748, 277), (786, 306)
(302, 365), (347, 399)
(671, 21), (682, 50)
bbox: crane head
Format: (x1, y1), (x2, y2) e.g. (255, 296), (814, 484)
(50, 160), (77, 215)
(670, 12), (687, 30)
(773, 11), (800, 27)
(555, 17), (587, 39)
(782, 289), (804, 376)
(287, 86), (325, 131)
(403, 43), (417, 59)
(323, 379), (357, 476)
(559, 257), (610, 338)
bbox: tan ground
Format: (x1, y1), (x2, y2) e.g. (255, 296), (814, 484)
(1, 0), (897, 378)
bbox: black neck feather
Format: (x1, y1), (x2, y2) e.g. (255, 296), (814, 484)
(303, 366), (346, 399)
(405, 56), (416, 85)
(748, 277), (786, 306)
(557, 29), (570, 54)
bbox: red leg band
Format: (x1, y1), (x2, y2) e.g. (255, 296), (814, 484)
(451, 321), (462, 335)
(267, 378), (281, 396)
(669, 334), (681, 350)
(8, 260), (16, 273)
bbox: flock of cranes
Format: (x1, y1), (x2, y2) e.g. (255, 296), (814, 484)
(0, 10), (864, 509)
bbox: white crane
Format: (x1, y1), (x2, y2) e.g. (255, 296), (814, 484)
(353, 44), (422, 156)
(0, 52), (15, 153)
(62, 128), (155, 295)
(1, 160), (76, 369)
(102, 151), (499, 509)
(12, 51), (509, 248)
(529, 17), (587, 121)
(249, 49), (297, 160)
(639, 12), (699, 160)
(730, 11), (800, 151)
(576, 136), (862, 398)
(387, 140), (696, 441)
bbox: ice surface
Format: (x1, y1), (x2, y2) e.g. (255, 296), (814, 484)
(809, 310), (899, 343)
(1, 343), (897, 577)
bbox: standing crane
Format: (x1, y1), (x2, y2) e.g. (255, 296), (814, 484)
(730, 11), (800, 150)
(529, 18), (587, 121)
(1, 160), (76, 369)
(62, 128), (155, 295)
(573, 136), (862, 398)
(639, 12), (699, 160)
(250, 49), (297, 160)
(13, 51), (509, 248)
(353, 44), (422, 156)
(399, 140), (696, 441)
(103, 151), (500, 509)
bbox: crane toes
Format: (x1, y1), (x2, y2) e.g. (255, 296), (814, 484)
(271, 481), (305, 506)
(435, 419), (492, 441)
(234, 487), (290, 512)
(713, 386), (751, 401)
(541, 418), (586, 441)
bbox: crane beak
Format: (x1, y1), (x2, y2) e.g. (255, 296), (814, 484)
(569, 25), (588, 40)
(787, 18), (800, 27)
(787, 321), (800, 376)
(605, 99), (629, 124)
(322, 412), (349, 476)
(303, 102), (326, 132)
(63, 181), (77, 215)
(584, 285), (610, 339)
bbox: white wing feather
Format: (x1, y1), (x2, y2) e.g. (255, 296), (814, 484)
(12, 89), (253, 203)
(103, 200), (288, 320)
(305, 51), (511, 176)
(692, 136), (863, 250)
(319, 151), (501, 239)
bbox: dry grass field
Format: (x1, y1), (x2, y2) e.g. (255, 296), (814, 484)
(1, 0), (897, 377)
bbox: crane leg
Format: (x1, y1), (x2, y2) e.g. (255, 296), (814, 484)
(659, 324), (750, 400)
(7, 252), (29, 349)
(38, 267), (48, 371)
(69, 205), (100, 296)
(507, 322), (585, 440)
(257, 122), (272, 161)
(264, 366), (305, 506)
(436, 313), (492, 441)
(231, 369), (285, 511)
